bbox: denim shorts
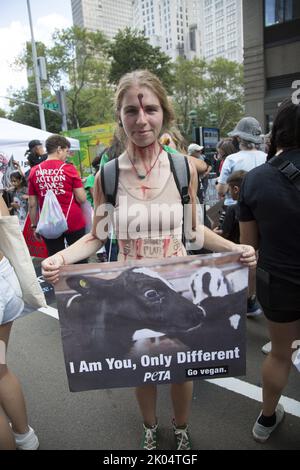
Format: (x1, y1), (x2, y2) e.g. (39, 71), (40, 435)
(0, 256), (24, 325)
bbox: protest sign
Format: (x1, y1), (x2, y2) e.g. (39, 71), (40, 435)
(55, 252), (248, 391)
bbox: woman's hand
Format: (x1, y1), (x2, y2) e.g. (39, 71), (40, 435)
(235, 244), (257, 268)
(41, 253), (64, 285)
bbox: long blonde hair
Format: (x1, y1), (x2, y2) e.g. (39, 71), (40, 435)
(115, 70), (175, 143)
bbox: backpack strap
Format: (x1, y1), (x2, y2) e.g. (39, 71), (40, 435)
(101, 158), (119, 206)
(167, 153), (190, 205)
(268, 155), (300, 192)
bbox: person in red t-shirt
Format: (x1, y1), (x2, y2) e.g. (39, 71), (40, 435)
(28, 135), (87, 259)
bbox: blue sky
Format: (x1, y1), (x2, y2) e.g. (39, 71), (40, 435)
(0, 0), (72, 27)
(0, 0), (73, 109)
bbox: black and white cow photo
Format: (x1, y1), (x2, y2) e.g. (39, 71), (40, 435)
(55, 253), (248, 391)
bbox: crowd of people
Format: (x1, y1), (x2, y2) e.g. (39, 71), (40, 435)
(0, 68), (299, 450)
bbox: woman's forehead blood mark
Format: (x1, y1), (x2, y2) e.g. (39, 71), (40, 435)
(138, 93), (144, 110)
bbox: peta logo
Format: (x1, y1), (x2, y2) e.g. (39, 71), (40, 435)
(291, 81), (300, 105)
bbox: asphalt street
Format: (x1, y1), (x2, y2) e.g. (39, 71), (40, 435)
(7, 284), (300, 451)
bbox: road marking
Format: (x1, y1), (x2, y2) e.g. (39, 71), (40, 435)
(206, 378), (300, 418)
(39, 305), (300, 417)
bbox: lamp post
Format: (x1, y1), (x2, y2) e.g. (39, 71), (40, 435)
(26, 0), (46, 130)
(188, 109), (197, 141)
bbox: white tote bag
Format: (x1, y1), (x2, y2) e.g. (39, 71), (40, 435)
(36, 164), (73, 239)
(0, 215), (46, 310)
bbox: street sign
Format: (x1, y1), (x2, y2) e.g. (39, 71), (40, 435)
(44, 102), (59, 110)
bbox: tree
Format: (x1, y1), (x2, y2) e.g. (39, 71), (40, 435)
(108, 28), (174, 92)
(46, 26), (112, 128)
(172, 56), (206, 134)
(11, 41), (62, 130)
(199, 58), (244, 135)
(9, 85), (61, 133)
(13, 27), (113, 130)
(0, 108), (7, 118)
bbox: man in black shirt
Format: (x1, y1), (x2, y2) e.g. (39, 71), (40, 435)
(239, 98), (300, 444)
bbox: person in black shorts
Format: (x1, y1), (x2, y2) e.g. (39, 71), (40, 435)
(239, 98), (300, 443)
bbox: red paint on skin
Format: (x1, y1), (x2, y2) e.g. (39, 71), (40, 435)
(137, 93), (147, 128)
(140, 184), (152, 197)
(133, 142), (156, 167)
(136, 239), (144, 259)
(163, 238), (171, 257)
(137, 93), (144, 110)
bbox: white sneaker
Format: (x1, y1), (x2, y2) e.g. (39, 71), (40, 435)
(252, 403), (285, 443)
(13, 425), (39, 450)
(261, 341), (272, 355)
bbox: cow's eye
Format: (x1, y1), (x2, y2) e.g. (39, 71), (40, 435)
(79, 279), (89, 289)
(144, 289), (159, 299)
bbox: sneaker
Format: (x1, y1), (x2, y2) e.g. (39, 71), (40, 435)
(141, 423), (158, 450)
(261, 341), (272, 355)
(13, 425), (39, 450)
(252, 403), (285, 443)
(173, 420), (192, 450)
(247, 295), (262, 317)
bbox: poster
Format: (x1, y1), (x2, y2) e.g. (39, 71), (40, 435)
(55, 252), (248, 392)
(64, 123), (116, 177)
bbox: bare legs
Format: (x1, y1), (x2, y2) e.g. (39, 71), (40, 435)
(135, 381), (193, 427)
(0, 321), (29, 450)
(261, 318), (300, 416)
(135, 385), (157, 427)
(170, 381), (193, 426)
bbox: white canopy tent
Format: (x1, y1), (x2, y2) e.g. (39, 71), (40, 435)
(0, 118), (80, 168)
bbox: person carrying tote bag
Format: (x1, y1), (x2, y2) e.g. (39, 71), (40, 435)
(0, 195), (43, 449)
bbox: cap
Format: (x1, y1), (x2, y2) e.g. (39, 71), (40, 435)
(188, 143), (204, 155)
(228, 117), (262, 144)
(28, 139), (43, 150)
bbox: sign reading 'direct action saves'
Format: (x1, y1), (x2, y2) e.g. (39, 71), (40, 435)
(55, 252), (248, 392)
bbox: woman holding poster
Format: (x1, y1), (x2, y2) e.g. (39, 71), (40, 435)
(42, 70), (256, 450)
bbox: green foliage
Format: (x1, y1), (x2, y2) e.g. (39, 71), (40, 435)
(172, 56), (206, 134)
(8, 85), (61, 133)
(11, 26), (244, 137)
(108, 28), (174, 92)
(0, 108), (7, 118)
(200, 58), (244, 135)
(171, 56), (244, 137)
(13, 26), (113, 130)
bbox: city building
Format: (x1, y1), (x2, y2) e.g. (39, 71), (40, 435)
(196, 0), (243, 63)
(71, 0), (243, 64)
(132, 0), (194, 61)
(243, 0), (300, 131)
(71, 0), (133, 40)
